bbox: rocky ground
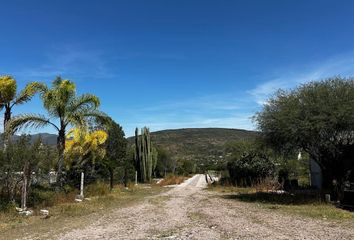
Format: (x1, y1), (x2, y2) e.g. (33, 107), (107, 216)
(51, 174), (354, 240)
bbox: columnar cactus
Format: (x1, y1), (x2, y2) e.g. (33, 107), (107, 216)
(134, 127), (158, 182)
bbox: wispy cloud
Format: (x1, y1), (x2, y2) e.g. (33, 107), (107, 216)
(249, 52), (354, 105)
(119, 93), (257, 136)
(14, 44), (117, 81)
(123, 51), (354, 136)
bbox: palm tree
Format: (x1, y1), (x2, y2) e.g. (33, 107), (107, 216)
(6, 77), (107, 186)
(0, 75), (45, 131)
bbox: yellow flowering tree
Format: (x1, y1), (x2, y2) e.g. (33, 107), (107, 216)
(65, 128), (108, 171)
(0, 75), (45, 131)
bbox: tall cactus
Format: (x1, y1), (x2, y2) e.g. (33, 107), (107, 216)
(134, 127), (158, 182)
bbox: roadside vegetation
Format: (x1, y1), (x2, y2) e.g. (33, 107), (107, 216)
(209, 184), (354, 221)
(2, 74), (354, 235)
(157, 174), (188, 186)
(0, 183), (165, 239)
(0, 75), (185, 224)
(209, 77), (354, 220)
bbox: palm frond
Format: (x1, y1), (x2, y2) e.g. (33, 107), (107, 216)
(68, 94), (100, 112)
(0, 103), (5, 112)
(66, 110), (109, 128)
(82, 110), (110, 126)
(6, 113), (59, 135)
(14, 82), (47, 105)
(65, 112), (86, 127)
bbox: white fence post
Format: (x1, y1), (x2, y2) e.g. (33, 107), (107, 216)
(80, 172), (84, 198)
(135, 171), (138, 185)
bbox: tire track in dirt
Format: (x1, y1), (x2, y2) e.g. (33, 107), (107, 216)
(58, 174), (354, 240)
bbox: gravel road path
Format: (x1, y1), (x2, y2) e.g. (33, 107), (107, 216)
(58, 174), (354, 240)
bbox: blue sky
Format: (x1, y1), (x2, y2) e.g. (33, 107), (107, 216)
(1, 0), (354, 136)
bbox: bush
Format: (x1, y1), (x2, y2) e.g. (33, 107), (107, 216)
(227, 141), (275, 187)
(27, 185), (77, 208)
(176, 159), (196, 176)
(28, 188), (57, 207)
(85, 181), (111, 197)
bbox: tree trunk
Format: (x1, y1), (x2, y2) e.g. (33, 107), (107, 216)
(109, 167), (114, 191)
(124, 167), (128, 188)
(3, 105), (12, 148)
(21, 160), (30, 210)
(3, 105), (11, 132)
(8, 175), (15, 203)
(57, 128), (65, 189)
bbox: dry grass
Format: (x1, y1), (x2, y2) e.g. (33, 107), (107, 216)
(209, 185), (354, 221)
(158, 175), (188, 186)
(208, 184), (256, 194)
(268, 204), (354, 221)
(0, 183), (166, 239)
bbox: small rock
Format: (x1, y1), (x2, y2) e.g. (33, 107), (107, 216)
(19, 210), (33, 216)
(164, 236), (177, 239)
(40, 209), (49, 215)
(75, 198), (83, 202)
(75, 194), (84, 200)
(15, 207), (23, 212)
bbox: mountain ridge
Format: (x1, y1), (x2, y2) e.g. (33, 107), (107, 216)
(11, 128), (258, 168)
(128, 127), (258, 168)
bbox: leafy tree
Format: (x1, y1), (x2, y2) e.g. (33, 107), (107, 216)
(177, 159), (196, 176)
(6, 77), (107, 186)
(0, 136), (49, 207)
(255, 77), (354, 188)
(0, 75), (45, 131)
(226, 140), (275, 187)
(101, 119), (127, 189)
(155, 146), (173, 177)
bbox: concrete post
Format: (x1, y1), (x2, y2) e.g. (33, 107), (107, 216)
(135, 171), (138, 185)
(21, 173), (27, 210)
(80, 172), (84, 198)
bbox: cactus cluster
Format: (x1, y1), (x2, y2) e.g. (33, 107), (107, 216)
(134, 127), (158, 183)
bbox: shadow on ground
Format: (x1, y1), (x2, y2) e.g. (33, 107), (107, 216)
(222, 191), (323, 205)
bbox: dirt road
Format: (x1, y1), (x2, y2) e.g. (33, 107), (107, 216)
(52, 174), (354, 240)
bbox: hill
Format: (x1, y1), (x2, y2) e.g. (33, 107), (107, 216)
(10, 128), (258, 169)
(129, 128), (258, 169)
(10, 133), (58, 145)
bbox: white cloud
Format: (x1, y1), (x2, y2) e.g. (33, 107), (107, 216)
(249, 52), (354, 105)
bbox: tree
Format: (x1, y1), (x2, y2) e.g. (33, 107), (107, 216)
(255, 77), (354, 188)
(101, 119), (127, 189)
(64, 127), (108, 170)
(177, 159), (196, 176)
(0, 136), (49, 207)
(155, 146), (173, 177)
(0, 75), (44, 131)
(6, 77), (107, 187)
(226, 140), (275, 187)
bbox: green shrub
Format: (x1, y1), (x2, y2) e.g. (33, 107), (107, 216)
(28, 188), (57, 207)
(85, 181), (110, 197)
